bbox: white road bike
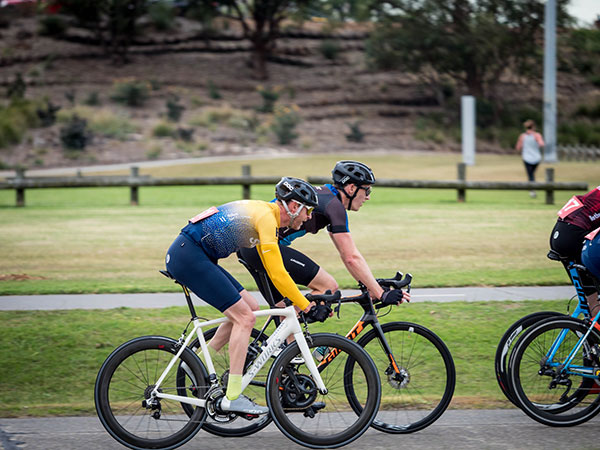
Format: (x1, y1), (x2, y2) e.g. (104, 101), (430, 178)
(94, 273), (381, 450)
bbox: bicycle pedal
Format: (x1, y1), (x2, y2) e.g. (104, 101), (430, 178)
(242, 413), (259, 420)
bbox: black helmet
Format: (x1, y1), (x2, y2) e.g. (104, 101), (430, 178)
(332, 160), (375, 187)
(275, 177), (318, 208)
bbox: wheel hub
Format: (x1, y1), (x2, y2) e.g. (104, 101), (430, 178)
(142, 385), (162, 415)
(387, 367), (410, 389)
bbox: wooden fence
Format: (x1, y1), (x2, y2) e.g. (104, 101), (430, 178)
(0, 164), (588, 207)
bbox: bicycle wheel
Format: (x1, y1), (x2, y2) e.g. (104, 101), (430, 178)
(266, 333), (380, 449)
(348, 321), (455, 433)
(180, 327), (273, 437)
(95, 336), (209, 450)
(509, 317), (600, 426)
(495, 311), (564, 406)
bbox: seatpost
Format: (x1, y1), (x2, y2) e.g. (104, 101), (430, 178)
(181, 285), (198, 319)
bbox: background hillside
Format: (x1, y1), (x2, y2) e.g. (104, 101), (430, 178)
(0, 6), (599, 170)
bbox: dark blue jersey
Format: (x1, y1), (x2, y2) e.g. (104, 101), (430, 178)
(279, 184), (349, 246)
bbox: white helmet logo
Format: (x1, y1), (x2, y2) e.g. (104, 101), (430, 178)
(340, 175), (350, 184)
(283, 181), (295, 191)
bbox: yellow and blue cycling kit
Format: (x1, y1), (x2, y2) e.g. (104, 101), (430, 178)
(165, 200), (309, 312)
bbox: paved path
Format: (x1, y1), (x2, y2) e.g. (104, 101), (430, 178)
(0, 285), (577, 310)
(0, 152), (305, 178)
(1, 409), (597, 450)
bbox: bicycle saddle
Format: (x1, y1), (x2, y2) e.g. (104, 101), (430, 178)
(547, 249), (567, 261)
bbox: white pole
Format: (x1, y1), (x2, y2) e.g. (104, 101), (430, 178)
(461, 95), (476, 165)
(543, 0), (557, 162)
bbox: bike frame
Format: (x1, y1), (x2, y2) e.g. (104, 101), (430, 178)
(317, 294), (401, 375)
(566, 263), (592, 319)
(151, 305), (328, 407)
(537, 263), (600, 381)
(541, 310), (600, 380)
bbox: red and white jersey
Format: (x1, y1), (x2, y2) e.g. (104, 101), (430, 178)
(558, 186), (600, 231)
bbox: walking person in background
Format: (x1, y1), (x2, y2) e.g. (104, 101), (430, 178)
(515, 119), (545, 198)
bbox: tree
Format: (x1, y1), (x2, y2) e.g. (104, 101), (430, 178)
(193, 0), (313, 80)
(51, 0), (147, 64)
(365, 0), (572, 110)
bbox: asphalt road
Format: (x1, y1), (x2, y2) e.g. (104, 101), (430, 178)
(1, 409), (597, 450)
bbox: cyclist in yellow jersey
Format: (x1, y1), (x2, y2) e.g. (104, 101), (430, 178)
(165, 177), (330, 415)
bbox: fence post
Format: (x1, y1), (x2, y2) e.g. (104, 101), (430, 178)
(242, 165), (251, 199)
(545, 167), (555, 205)
(130, 166), (139, 206)
(457, 162), (466, 202)
(15, 167), (25, 207)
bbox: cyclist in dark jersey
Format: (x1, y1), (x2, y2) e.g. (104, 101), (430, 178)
(582, 229), (600, 281)
(550, 185), (600, 310)
(239, 160), (410, 307)
(165, 177), (330, 415)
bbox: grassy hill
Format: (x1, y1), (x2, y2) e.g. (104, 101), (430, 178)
(1, 13), (599, 170)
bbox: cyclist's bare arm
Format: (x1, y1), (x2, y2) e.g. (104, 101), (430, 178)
(330, 231), (385, 300)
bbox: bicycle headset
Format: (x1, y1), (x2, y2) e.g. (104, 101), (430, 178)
(331, 160), (376, 210)
(275, 177), (319, 225)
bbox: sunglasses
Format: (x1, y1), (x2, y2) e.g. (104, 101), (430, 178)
(360, 186), (372, 196)
(293, 200), (314, 214)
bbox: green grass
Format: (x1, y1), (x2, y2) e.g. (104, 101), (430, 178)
(0, 153), (597, 295)
(0, 299), (577, 417)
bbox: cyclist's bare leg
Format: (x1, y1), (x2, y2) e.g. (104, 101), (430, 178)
(307, 267), (339, 294)
(209, 290), (259, 353)
(222, 292), (257, 376)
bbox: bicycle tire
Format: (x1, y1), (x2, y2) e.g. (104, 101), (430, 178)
(347, 321), (455, 433)
(509, 317), (600, 426)
(267, 333), (381, 449)
(179, 327), (273, 437)
(95, 336), (209, 450)
(495, 311), (564, 406)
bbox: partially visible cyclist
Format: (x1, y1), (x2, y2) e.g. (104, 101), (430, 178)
(239, 160), (410, 308)
(582, 229), (600, 282)
(164, 177), (330, 415)
(550, 185), (600, 311)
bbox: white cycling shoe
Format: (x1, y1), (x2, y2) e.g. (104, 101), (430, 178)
(219, 395), (269, 415)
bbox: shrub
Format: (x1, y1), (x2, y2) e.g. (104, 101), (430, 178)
(166, 96), (185, 122)
(558, 121), (600, 146)
(228, 113), (260, 131)
(319, 40), (341, 60)
(0, 116), (22, 148)
(256, 85), (280, 113)
(84, 91), (101, 106)
(64, 89), (76, 106)
(176, 127), (194, 142)
(575, 102), (600, 119)
(88, 110), (138, 140)
(271, 105), (301, 145)
(6, 73), (26, 100)
(146, 144), (162, 159)
(148, 1), (176, 31)
(111, 79), (149, 107)
(207, 80), (222, 100)
(153, 122), (176, 138)
(345, 121), (364, 143)
(38, 15), (67, 36)
(60, 115), (90, 150)
(414, 117), (447, 144)
(189, 106), (241, 127)
(0, 99), (39, 148)
(36, 101), (61, 127)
